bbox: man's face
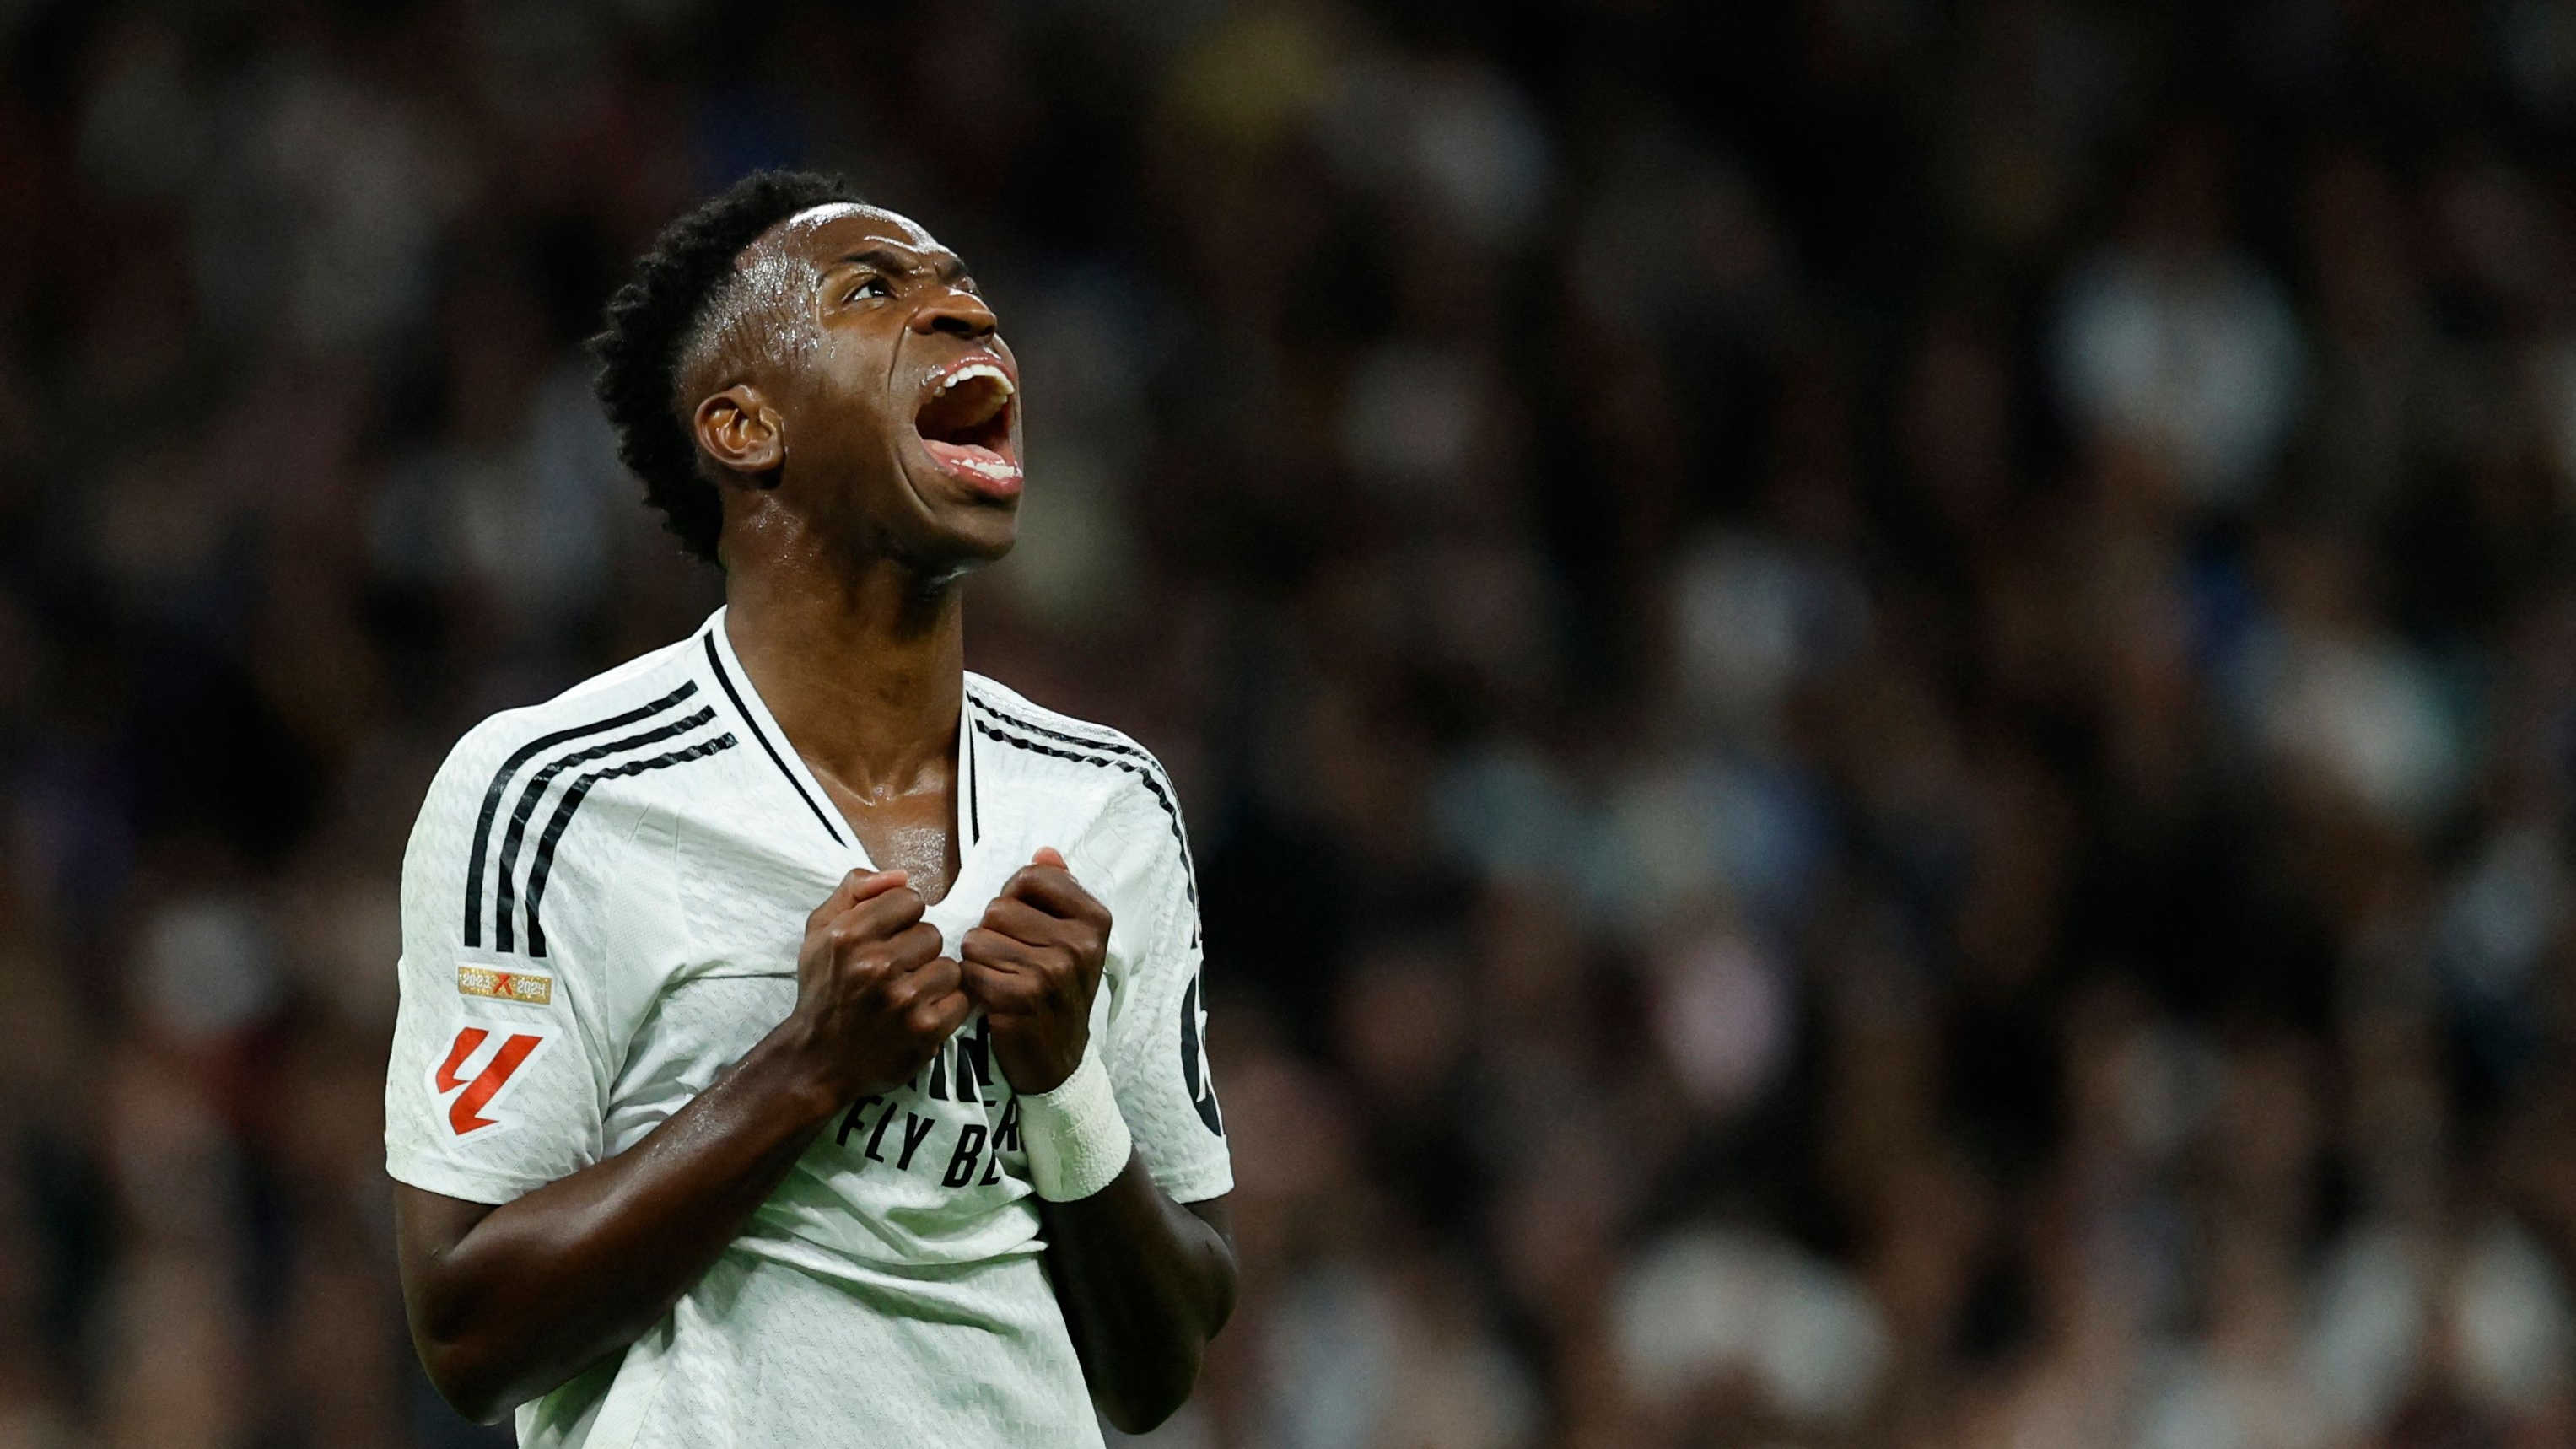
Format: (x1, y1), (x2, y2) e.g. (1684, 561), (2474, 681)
(741, 204), (1023, 570)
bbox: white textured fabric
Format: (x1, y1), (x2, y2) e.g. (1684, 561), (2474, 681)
(384, 609), (1230, 1447)
(1017, 1048), (1132, 1201)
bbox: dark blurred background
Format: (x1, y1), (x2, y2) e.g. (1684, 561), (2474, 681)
(8, 1), (2576, 1445)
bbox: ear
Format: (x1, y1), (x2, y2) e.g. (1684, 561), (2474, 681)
(692, 385), (785, 483)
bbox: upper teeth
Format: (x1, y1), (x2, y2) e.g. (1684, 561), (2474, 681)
(935, 363), (1012, 396)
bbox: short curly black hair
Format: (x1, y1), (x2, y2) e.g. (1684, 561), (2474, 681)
(590, 169), (860, 563)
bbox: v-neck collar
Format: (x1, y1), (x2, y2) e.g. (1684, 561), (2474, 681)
(698, 607), (981, 872)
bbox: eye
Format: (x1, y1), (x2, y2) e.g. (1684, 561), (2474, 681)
(843, 276), (891, 304)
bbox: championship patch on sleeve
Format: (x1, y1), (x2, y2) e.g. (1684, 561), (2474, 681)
(457, 964), (553, 1005)
(428, 1022), (552, 1136)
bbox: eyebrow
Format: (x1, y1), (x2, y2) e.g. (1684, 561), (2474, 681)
(827, 246), (972, 284)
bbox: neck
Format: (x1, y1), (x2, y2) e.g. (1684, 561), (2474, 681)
(722, 547), (964, 801)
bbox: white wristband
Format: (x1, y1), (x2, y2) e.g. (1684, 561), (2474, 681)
(1016, 1047), (1131, 1202)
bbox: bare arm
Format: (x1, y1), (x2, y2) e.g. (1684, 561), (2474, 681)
(395, 1036), (840, 1421)
(393, 870), (968, 1423)
(1041, 1179), (1237, 1432)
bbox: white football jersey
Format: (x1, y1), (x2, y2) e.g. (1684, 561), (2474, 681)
(385, 608), (1230, 1448)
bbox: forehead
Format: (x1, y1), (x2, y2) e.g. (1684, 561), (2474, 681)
(752, 202), (951, 272)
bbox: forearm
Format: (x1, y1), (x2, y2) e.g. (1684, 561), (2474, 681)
(960, 850), (1234, 1429)
(1040, 1163), (1236, 1433)
(396, 1028), (842, 1421)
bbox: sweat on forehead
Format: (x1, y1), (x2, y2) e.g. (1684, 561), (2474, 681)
(675, 204), (947, 393)
(672, 203), (944, 404)
(671, 223), (833, 398)
(771, 202), (940, 250)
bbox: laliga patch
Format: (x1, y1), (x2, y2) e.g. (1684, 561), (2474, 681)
(457, 963), (553, 1005)
(428, 1022), (552, 1136)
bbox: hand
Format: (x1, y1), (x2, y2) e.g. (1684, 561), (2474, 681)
(784, 869), (970, 1101)
(960, 848), (1114, 1094)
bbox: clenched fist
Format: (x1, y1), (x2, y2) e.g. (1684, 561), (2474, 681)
(785, 869), (972, 1101)
(959, 848), (1113, 1094)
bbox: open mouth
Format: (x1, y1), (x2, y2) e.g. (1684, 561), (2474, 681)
(913, 358), (1021, 494)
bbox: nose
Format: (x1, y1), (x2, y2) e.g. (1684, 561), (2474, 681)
(911, 285), (997, 340)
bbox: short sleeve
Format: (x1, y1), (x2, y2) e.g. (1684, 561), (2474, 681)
(1088, 775), (1231, 1204)
(384, 724), (671, 1204)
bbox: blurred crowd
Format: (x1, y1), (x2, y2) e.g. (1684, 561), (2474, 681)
(7, 1), (2576, 1446)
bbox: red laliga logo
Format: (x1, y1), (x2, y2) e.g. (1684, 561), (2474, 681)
(432, 1026), (547, 1134)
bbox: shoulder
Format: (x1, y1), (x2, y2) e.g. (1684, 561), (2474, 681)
(965, 675), (1198, 921)
(963, 674), (1168, 775)
(964, 674), (1184, 825)
(406, 632), (735, 962)
(423, 634), (719, 821)
(406, 632), (736, 934)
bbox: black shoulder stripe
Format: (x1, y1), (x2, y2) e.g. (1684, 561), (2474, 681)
(967, 692), (1183, 805)
(703, 635), (844, 847)
(522, 732), (739, 959)
(463, 681), (698, 948)
(491, 705), (717, 952)
(968, 713), (1200, 942)
(967, 693), (1199, 875)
